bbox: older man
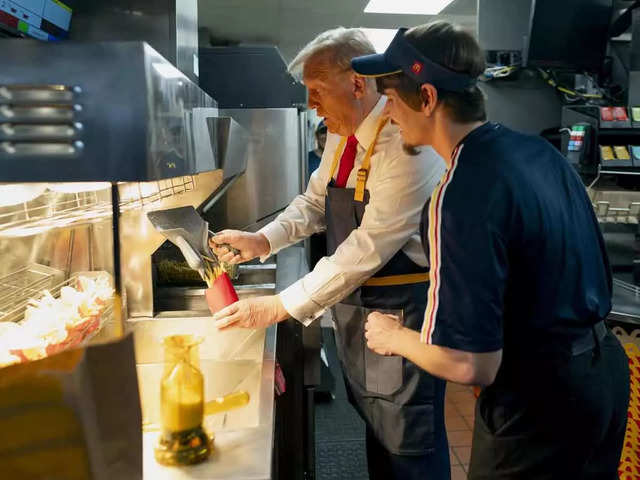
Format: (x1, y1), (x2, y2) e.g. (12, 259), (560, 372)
(211, 28), (448, 479)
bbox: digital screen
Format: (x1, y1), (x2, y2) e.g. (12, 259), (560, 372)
(526, 0), (613, 72)
(0, 0), (72, 41)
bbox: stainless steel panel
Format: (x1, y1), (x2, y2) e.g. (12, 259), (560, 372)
(206, 117), (250, 179)
(71, 0), (199, 83)
(204, 108), (303, 231)
(175, 0), (199, 82)
(298, 110), (309, 196)
(0, 41), (218, 182)
(234, 263), (277, 285)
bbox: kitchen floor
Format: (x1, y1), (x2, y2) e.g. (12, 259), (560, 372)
(445, 383), (476, 479)
(315, 326), (477, 480)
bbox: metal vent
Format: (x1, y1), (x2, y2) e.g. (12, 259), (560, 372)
(0, 84), (84, 158)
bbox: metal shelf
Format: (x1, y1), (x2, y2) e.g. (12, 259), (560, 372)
(0, 176), (196, 238)
(600, 168), (640, 175)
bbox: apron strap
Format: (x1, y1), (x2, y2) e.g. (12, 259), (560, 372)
(355, 117), (388, 202)
(328, 137), (347, 182)
(363, 272), (430, 287)
(326, 117), (390, 202)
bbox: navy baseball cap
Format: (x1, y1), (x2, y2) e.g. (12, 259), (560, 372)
(351, 28), (476, 92)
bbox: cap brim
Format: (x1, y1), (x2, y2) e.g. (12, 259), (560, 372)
(351, 53), (402, 78)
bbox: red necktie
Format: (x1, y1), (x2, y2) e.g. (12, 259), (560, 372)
(335, 135), (358, 188)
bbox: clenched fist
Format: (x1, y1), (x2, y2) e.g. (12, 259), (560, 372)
(364, 311), (403, 356)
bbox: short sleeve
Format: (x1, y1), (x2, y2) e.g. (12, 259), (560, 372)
(420, 149), (510, 353)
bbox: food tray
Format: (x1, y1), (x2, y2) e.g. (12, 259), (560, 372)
(2, 271), (114, 364)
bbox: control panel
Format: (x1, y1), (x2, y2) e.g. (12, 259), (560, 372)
(566, 122), (592, 166)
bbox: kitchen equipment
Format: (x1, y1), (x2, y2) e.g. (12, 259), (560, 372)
(147, 207), (211, 280)
(0, 38), (285, 479)
(147, 206), (239, 313)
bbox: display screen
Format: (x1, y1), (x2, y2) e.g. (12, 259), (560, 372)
(527, 0), (613, 72)
(0, 0), (72, 41)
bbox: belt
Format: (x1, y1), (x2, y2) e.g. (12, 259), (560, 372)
(570, 320), (607, 356)
(363, 272), (430, 287)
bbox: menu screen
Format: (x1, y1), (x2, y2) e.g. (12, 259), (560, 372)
(0, 0), (72, 41)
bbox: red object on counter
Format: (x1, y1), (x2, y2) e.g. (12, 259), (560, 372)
(205, 272), (239, 314)
(613, 106), (629, 121)
(600, 107), (614, 122)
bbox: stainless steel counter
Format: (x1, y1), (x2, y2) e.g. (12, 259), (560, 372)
(136, 245), (307, 479)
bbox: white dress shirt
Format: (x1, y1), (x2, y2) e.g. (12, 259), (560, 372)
(258, 96), (446, 325)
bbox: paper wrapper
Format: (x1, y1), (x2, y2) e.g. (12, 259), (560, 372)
(205, 272), (239, 314)
(0, 334), (142, 479)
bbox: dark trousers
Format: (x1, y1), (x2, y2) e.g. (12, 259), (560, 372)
(365, 426), (450, 480)
(365, 379), (450, 480)
(469, 330), (630, 480)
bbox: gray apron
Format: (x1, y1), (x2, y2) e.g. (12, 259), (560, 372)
(326, 183), (445, 456)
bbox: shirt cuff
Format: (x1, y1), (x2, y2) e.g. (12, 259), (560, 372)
(278, 283), (326, 326)
(257, 222), (289, 263)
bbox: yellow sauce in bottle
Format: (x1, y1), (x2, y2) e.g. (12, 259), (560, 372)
(160, 354), (204, 433)
(160, 387), (203, 433)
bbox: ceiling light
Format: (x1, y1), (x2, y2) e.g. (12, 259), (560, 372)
(360, 28), (398, 53)
(364, 0), (455, 15)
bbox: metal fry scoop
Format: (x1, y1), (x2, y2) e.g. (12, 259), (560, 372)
(146, 206), (213, 281)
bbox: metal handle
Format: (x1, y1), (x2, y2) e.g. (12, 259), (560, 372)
(0, 105), (76, 123)
(0, 85), (75, 103)
(0, 123), (78, 141)
(0, 141), (82, 156)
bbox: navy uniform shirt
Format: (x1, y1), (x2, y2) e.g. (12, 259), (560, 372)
(419, 122), (612, 354)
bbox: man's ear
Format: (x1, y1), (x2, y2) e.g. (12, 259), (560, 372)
(353, 74), (368, 99)
(420, 83), (439, 117)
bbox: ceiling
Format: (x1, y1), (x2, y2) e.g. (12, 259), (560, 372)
(197, 0), (478, 62)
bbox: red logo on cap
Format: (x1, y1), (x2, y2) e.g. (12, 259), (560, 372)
(411, 61), (423, 74)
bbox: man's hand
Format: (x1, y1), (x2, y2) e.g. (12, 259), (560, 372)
(364, 312), (404, 356)
(209, 230), (271, 264)
(213, 296), (289, 330)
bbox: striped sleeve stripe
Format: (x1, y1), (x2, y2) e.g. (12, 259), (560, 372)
(420, 145), (464, 344)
